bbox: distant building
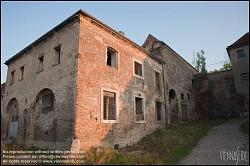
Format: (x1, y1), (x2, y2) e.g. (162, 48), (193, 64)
(227, 32), (249, 114)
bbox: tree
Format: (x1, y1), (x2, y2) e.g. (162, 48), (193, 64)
(220, 57), (232, 71)
(193, 50), (207, 73)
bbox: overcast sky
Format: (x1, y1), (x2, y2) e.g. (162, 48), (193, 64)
(1, 1), (249, 83)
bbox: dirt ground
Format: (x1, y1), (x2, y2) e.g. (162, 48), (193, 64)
(179, 117), (249, 165)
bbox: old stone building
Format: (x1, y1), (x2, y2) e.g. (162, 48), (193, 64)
(227, 32), (249, 115)
(143, 35), (197, 124)
(1, 10), (196, 150)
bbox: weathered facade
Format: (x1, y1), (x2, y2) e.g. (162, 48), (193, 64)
(1, 10), (196, 150)
(227, 32), (249, 115)
(143, 35), (197, 125)
(207, 70), (239, 117)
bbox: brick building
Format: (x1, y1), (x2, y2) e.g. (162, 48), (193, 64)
(1, 10), (196, 150)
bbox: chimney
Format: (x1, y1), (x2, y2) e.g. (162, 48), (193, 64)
(118, 31), (125, 36)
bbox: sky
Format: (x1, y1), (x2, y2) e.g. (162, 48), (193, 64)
(1, 1), (249, 83)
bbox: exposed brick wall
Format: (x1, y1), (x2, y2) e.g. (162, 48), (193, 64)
(75, 15), (165, 150)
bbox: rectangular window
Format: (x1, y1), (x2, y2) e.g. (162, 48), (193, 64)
(10, 71), (15, 85)
(155, 71), (161, 91)
(181, 93), (184, 99)
(134, 96), (145, 122)
(187, 93), (191, 101)
(54, 45), (61, 65)
(107, 47), (117, 68)
(37, 55), (44, 73)
(240, 73), (249, 84)
(19, 66), (24, 80)
(155, 101), (161, 121)
(134, 60), (143, 78)
(42, 94), (54, 112)
(237, 50), (246, 60)
(103, 91), (117, 121)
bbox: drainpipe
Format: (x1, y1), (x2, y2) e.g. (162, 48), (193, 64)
(162, 62), (168, 128)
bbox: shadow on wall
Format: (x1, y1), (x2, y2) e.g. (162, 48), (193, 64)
(97, 58), (165, 150)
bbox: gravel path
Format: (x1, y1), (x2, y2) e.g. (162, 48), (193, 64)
(179, 118), (249, 165)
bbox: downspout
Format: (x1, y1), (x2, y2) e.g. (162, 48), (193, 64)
(162, 62), (168, 128)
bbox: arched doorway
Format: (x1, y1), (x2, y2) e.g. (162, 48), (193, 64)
(169, 89), (178, 124)
(33, 88), (56, 142)
(6, 98), (19, 139)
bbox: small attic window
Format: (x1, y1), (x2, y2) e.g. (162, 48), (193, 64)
(107, 47), (117, 68)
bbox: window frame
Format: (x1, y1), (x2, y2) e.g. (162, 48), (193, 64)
(155, 100), (162, 122)
(101, 87), (119, 123)
(9, 70), (15, 85)
(106, 47), (118, 69)
(181, 93), (184, 100)
(240, 72), (249, 84)
(236, 49), (246, 61)
(133, 94), (146, 123)
(154, 69), (161, 91)
(53, 45), (61, 66)
(19, 66), (24, 81)
(187, 93), (191, 101)
(133, 58), (144, 79)
(37, 54), (44, 73)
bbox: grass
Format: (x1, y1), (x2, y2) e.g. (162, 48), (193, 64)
(1, 118), (226, 165)
(240, 120), (249, 135)
(84, 118), (227, 165)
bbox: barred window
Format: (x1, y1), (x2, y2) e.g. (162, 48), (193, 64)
(103, 91), (116, 120)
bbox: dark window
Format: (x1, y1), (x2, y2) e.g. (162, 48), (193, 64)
(181, 93), (184, 99)
(54, 45), (61, 65)
(156, 101), (161, 121)
(11, 114), (18, 122)
(192, 79), (194, 87)
(103, 91), (116, 120)
(187, 93), (190, 101)
(155, 71), (161, 91)
(134, 61), (142, 77)
(241, 73), (249, 84)
(237, 50), (246, 60)
(135, 97), (144, 121)
(42, 93), (54, 112)
(107, 48), (117, 68)
(10, 71), (15, 85)
(37, 56), (44, 73)
(19, 66), (24, 80)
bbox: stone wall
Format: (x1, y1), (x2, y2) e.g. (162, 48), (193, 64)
(208, 70), (239, 117)
(194, 70), (240, 118)
(2, 19), (79, 150)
